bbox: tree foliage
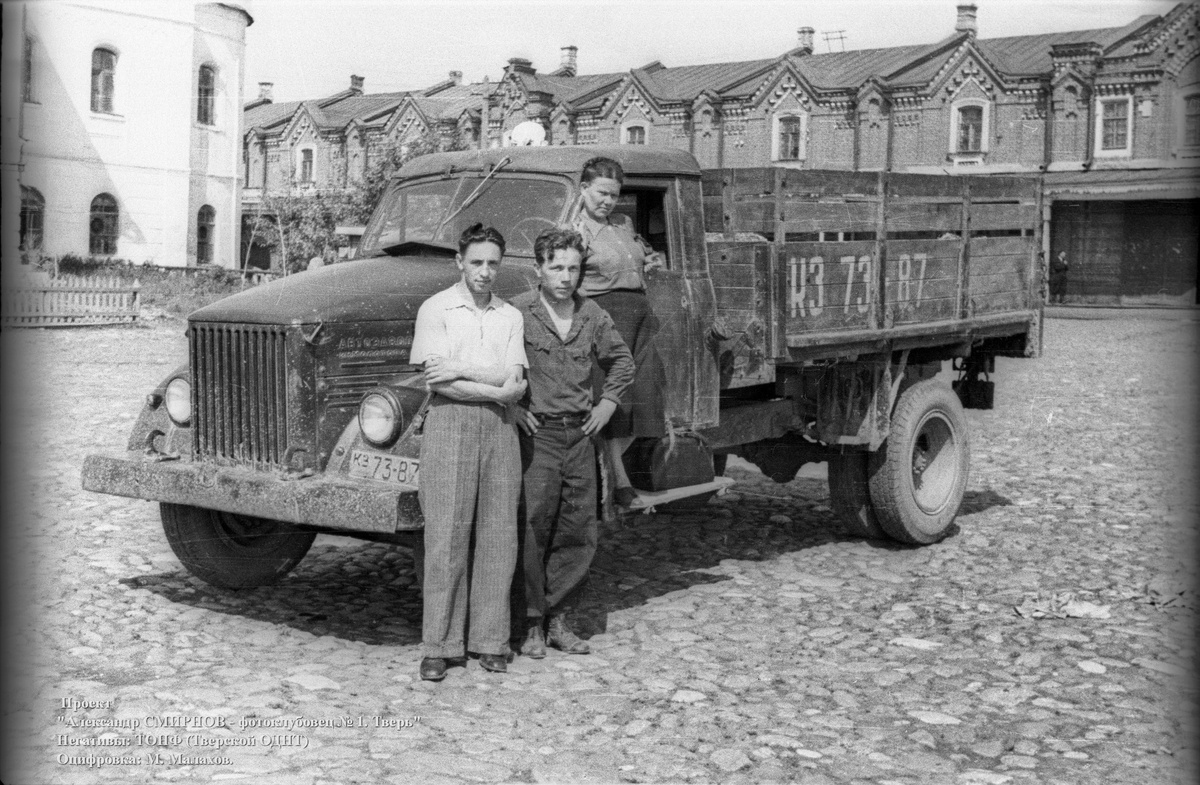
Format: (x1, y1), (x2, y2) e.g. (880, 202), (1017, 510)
(247, 128), (468, 274)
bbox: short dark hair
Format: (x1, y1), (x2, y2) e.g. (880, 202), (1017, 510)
(458, 222), (506, 256)
(580, 156), (625, 186)
(533, 228), (585, 265)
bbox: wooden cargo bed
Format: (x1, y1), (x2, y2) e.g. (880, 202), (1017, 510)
(701, 168), (1043, 382)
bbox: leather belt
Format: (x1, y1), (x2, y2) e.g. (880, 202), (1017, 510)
(534, 412), (589, 427)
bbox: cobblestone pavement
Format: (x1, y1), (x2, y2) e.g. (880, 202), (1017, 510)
(2, 313), (1196, 785)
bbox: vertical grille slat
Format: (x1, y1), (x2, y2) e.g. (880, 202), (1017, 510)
(190, 323), (290, 470)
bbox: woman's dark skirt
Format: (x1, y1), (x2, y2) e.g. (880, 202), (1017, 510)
(589, 289), (666, 439)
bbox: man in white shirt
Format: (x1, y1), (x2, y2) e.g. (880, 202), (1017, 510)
(409, 223), (528, 681)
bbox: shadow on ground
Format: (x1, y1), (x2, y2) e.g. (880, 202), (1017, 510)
(119, 471), (994, 646)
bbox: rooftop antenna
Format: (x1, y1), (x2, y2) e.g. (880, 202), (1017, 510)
(823, 30), (847, 53)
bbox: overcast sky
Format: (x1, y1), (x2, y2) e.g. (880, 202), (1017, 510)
(242, 0), (1181, 102)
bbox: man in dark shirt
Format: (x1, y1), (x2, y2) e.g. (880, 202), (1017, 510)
(511, 229), (635, 657)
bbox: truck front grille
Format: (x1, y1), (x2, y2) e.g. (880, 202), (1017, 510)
(190, 323), (290, 468)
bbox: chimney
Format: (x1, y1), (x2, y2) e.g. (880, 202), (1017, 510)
(796, 27), (815, 56)
(559, 45), (578, 76)
(449, 70), (463, 85)
(349, 74), (364, 93)
(955, 3), (977, 37)
(257, 82), (274, 102)
(507, 57), (536, 75)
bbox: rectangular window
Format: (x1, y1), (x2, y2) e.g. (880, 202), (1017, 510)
(957, 106), (983, 152)
(23, 36), (33, 103)
(625, 126), (645, 145)
(1101, 99), (1129, 150)
(778, 116), (802, 160)
(300, 149), (314, 182)
(1185, 95), (1200, 147)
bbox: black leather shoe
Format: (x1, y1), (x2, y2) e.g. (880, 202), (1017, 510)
(547, 614), (590, 654)
(478, 653), (508, 673)
(419, 657), (447, 681)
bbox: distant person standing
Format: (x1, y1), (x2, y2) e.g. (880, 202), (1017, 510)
(1049, 251), (1069, 304)
(409, 223), (528, 681)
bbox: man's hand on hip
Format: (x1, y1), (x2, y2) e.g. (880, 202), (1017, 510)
(582, 398), (618, 436)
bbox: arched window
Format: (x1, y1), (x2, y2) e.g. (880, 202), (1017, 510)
(197, 205), (215, 263)
(197, 65), (215, 125)
(89, 193), (119, 255)
(20, 186), (44, 251)
(91, 48), (116, 113)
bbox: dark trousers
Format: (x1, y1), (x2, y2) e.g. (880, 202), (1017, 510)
(513, 423), (599, 623)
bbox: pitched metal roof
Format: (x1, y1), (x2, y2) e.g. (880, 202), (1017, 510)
(976, 16), (1159, 74)
(244, 99), (303, 130)
(320, 92), (410, 126)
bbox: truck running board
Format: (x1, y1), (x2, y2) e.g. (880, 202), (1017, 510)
(626, 477), (736, 511)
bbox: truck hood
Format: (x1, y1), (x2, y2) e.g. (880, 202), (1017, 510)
(189, 255), (539, 325)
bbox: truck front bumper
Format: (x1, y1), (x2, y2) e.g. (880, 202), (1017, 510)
(81, 452), (423, 533)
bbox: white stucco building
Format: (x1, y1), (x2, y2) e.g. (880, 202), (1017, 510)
(4, 1), (252, 269)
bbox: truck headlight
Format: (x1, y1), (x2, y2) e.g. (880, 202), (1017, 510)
(359, 389), (403, 447)
(164, 377), (191, 426)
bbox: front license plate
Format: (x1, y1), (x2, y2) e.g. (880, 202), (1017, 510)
(349, 450), (420, 487)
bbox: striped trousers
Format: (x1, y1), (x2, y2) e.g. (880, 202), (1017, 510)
(417, 397), (520, 658)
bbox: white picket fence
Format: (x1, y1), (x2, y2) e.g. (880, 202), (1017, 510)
(2, 274), (141, 327)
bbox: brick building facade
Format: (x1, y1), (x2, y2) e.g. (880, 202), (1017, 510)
(243, 3), (1198, 302)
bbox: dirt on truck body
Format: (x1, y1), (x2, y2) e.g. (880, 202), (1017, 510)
(82, 145), (1042, 588)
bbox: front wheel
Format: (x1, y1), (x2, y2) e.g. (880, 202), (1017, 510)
(160, 503), (316, 589)
(868, 380), (970, 544)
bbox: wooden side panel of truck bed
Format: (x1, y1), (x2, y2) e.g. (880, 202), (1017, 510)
(702, 169), (1043, 381)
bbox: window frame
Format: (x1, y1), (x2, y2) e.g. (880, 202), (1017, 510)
(89, 193), (119, 256)
(1094, 95), (1132, 157)
(297, 147), (315, 184)
(23, 35), (35, 103)
(624, 124), (647, 145)
(772, 113), (807, 162)
(197, 65), (216, 126)
(1180, 92), (1200, 151)
(947, 98), (991, 157)
(20, 186), (45, 252)
(91, 47), (117, 114)
(196, 204), (215, 264)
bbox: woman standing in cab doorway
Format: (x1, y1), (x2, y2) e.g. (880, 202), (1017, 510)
(572, 156), (667, 509)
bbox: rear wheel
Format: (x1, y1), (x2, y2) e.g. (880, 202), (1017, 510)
(160, 503), (316, 589)
(868, 380), (970, 544)
(828, 452), (888, 539)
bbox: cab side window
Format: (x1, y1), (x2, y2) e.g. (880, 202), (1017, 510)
(611, 187), (670, 262)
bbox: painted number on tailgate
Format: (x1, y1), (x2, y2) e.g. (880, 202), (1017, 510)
(789, 255), (872, 318)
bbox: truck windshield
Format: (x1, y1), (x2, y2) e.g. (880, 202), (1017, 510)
(359, 175), (572, 258)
